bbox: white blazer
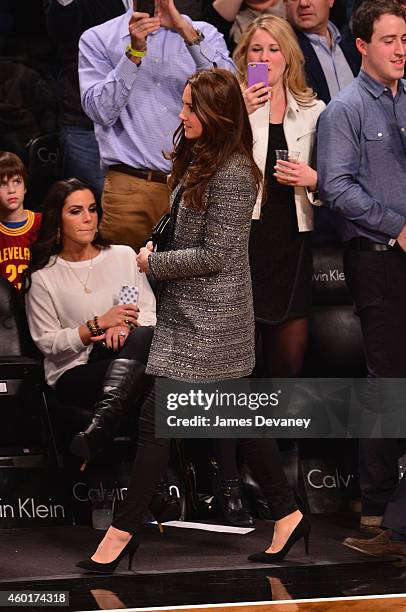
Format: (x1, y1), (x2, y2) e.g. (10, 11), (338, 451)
(251, 89), (325, 231)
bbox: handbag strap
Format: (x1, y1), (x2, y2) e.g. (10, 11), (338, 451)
(165, 186), (183, 248)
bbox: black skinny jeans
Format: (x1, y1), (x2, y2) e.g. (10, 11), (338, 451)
(113, 384), (297, 533)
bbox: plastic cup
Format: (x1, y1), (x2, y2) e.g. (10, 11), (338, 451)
(91, 491), (114, 531)
(275, 149), (300, 162)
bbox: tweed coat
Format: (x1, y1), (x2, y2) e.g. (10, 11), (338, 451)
(146, 153), (258, 381)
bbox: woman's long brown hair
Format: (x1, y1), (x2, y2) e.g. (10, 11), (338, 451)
(168, 68), (262, 210)
(24, 178), (110, 292)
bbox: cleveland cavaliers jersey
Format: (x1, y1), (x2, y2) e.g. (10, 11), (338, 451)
(0, 210), (42, 290)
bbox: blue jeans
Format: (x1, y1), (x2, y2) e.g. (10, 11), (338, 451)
(59, 124), (105, 202)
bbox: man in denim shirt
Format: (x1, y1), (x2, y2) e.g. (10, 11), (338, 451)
(318, 0), (406, 556)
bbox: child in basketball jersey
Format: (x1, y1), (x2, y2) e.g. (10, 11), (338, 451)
(0, 152), (42, 290)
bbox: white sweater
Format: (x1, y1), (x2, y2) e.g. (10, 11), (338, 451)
(26, 245), (156, 388)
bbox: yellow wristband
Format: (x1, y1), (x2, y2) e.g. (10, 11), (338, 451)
(126, 44), (146, 58)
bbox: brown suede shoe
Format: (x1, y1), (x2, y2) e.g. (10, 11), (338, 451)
(343, 529), (406, 558)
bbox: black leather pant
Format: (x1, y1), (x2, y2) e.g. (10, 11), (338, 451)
(56, 326), (154, 410)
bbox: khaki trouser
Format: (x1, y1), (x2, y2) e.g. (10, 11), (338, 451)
(99, 169), (170, 252)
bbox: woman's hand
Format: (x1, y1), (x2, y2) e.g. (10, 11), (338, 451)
(274, 160), (318, 191)
(243, 82), (270, 115)
(105, 325), (131, 351)
(89, 325), (131, 351)
(137, 241), (154, 273)
(98, 303), (139, 331)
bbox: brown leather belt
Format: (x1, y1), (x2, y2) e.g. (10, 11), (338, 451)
(110, 164), (168, 184)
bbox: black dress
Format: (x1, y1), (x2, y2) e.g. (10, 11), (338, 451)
(249, 123), (312, 325)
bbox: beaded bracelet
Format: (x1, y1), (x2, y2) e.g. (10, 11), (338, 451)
(86, 319), (97, 336)
(86, 317), (105, 337)
(93, 315), (105, 336)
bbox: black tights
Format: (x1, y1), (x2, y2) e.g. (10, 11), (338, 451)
(112, 386), (297, 533)
(258, 317), (309, 378)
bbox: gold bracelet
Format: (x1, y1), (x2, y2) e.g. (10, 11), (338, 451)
(126, 44), (146, 58)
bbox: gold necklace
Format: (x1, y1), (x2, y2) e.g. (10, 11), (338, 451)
(61, 257), (94, 293)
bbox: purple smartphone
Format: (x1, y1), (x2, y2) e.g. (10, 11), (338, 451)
(135, 0), (154, 16)
(247, 62), (269, 88)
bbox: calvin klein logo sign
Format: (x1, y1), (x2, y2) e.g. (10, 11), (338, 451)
(0, 497), (65, 519)
(307, 468), (354, 489)
(37, 147), (58, 164)
(73, 481), (180, 502)
(73, 481), (128, 503)
(312, 269), (345, 282)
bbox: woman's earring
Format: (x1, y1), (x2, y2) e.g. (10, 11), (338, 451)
(56, 228), (60, 245)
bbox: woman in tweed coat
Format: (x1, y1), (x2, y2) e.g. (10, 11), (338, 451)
(145, 155), (256, 381)
(76, 69), (307, 573)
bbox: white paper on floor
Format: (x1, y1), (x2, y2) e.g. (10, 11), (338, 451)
(149, 520), (255, 534)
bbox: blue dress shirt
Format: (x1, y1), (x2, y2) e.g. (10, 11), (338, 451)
(79, 10), (235, 172)
(317, 70), (406, 243)
(305, 21), (354, 100)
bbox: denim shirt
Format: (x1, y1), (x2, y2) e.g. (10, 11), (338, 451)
(317, 70), (406, 243)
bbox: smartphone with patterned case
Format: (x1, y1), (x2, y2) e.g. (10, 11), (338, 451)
(119, 285), (139, 304)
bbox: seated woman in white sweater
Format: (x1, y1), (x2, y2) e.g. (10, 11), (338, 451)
(25, 178), (156, 460)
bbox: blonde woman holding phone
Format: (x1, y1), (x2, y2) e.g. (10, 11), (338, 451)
(234, 15), (325, 380)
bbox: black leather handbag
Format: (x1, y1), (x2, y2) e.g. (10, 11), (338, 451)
(150, 187), (183, 252)
(151, 212), (171, 252)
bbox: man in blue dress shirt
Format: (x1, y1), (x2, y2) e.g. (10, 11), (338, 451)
(318, 0), (406, 554)
(79, 0), (234, 251)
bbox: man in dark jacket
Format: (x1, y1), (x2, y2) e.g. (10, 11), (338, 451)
(285, 0), (361, 242)
(285, 0), (360, 104)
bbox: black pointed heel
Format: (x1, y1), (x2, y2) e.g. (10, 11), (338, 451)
(248, 516), (311, 563)
(76, 534), (140, 574)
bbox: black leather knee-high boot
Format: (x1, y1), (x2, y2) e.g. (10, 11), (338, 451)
(70, 358), (151, 461)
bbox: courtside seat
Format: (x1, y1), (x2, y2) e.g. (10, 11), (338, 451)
(305, 244), (365, 377)
(0, 276), (58, 463)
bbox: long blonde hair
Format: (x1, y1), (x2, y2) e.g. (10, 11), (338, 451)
(233, 15), (316, 106)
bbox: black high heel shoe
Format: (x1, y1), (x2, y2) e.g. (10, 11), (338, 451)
(248, 515), (310, 563)
(76, 534), (140, 574)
